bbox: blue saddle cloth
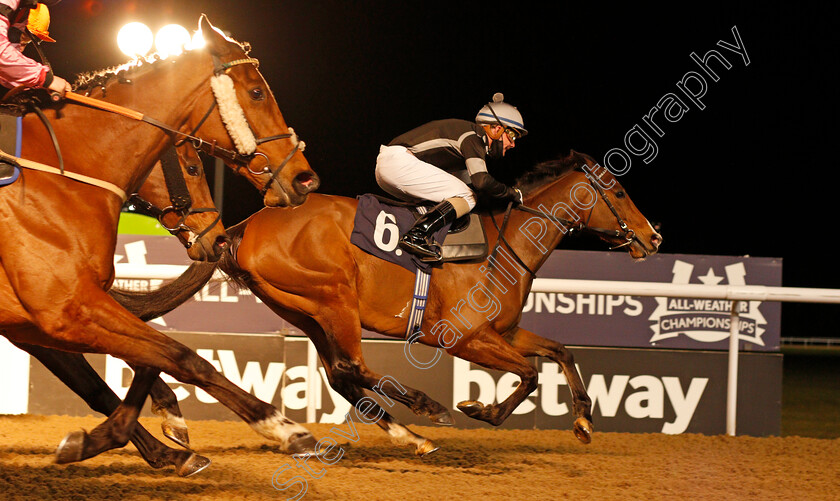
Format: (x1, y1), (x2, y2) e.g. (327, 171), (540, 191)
(350, 194), (451, 273)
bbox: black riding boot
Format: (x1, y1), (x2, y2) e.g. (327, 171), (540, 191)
(399, 200), (458, 262)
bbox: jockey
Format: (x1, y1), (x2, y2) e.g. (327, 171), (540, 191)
(375, 92), (526, 262)
(0, 0), (70, 93)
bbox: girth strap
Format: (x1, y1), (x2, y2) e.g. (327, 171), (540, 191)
(1, 149), (127, 200)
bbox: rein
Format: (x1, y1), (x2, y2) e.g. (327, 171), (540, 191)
(63, 91), (253, 166)
(38, 54), (299, 199)
(487, 170), (639, 279)
(489, 202), (538, 279)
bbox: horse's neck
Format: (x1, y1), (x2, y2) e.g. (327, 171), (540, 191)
(50, 56), (211, 194)
(135, 164), (169, 206)
(485, 175), (585, 278)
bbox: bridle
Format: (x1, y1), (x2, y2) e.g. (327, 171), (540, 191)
(174, 54), (304, 196)
(50, 51), (304, 200)
(489, 167), (639, 278)
(127, 146), (221, 249)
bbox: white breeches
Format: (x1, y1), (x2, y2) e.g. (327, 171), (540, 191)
(375, 145), (477, 211)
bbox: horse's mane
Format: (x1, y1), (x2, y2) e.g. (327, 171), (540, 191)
(73, 56), (157, 91)
(73, 36), (252, 92)
(73, 55), (162, 92)
(515, 151), (594, 194)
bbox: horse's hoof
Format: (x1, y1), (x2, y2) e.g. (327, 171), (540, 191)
(456, 400), (485, 419)
(287, 432), (320, 456)
(55, 429), (87, 464)
(162, 422), (191, 449)
(573, 417), (593, 445)
(415, 439), (440, 457)
(177, 453), (212, 477)
(431, 410), (455, 426)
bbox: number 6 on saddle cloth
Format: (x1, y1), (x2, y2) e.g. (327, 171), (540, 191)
(350, 194), (488, 273)
(350, 194), (488, 338)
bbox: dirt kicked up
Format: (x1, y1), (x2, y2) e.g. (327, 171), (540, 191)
(0, 415), (837, 500)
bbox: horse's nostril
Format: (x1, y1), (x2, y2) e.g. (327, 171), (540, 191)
(215, 236), (230, 249)
(294, 171), (320, 194)
(651, 234), (663, 247)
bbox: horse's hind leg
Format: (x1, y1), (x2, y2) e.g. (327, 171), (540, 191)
(504, 327), (593, 444)
(448, 327), (539, 427)
(288, 313), (440, 455)
(324, 367), (439, 456)
(55, 364), (160, 463)
(16, 289), (318, 460)
(18, 342), (209, 476)
(322, 334), (453, 425)
(140, 364), (191, 448)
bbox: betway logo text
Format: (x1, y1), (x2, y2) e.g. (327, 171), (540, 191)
(453, 359), (707, 434)
(105, 350), (351, 423)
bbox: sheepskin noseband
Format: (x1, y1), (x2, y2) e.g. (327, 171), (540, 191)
(210, 73), (258, 155)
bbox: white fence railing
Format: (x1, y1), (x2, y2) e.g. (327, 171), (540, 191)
(116, 265), (840, 436)
(530, 279), (840, 436)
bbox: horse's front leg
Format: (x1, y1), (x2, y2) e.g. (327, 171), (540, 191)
(503, 327), (593, 444)
(447, 326), (538, 427)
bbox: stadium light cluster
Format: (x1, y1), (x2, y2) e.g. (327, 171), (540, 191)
(117, 22), (204, 58)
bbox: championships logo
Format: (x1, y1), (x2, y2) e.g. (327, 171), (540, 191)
(648, 260), (767, 346)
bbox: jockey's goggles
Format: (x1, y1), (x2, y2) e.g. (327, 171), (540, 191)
(504, 127), (521, 142)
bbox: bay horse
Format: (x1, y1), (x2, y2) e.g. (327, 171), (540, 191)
(0, 15), (322, 467)
(11, 143), (222, 476)
(114, 151), (662, 455)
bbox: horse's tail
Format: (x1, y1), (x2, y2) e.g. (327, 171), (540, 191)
(109, 219), (255, 320)
(109, 261), (218, 321)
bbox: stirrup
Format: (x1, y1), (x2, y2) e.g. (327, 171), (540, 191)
(0, 162), (16, 181)
(399, 235), (442, 262)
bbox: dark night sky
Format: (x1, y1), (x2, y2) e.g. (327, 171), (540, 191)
(43, 1), (840, 336)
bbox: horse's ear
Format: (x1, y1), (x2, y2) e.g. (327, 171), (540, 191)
(199, 14), (232, 57)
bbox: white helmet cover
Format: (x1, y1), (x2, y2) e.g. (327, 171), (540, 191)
(475, 92), (527, 136)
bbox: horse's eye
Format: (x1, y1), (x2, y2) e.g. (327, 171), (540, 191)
(615, 191), (626, 199)
(249, 87), (265, 101)
(187, 164), (201, 176)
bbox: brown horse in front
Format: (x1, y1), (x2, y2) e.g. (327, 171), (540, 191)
(0, 16), (322, 466)
(118, 151), (661, 454)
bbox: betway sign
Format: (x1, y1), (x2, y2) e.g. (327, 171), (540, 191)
(454, 359), (708, 434)
(115, 235), (782, 351)
(26, 337), (780, 436)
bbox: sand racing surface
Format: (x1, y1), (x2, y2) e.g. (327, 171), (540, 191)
(0, 415), (838, 500)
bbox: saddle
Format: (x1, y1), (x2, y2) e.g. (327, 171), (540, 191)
(369, 194), (488, 263)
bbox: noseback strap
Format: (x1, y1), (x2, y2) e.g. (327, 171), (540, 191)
(159, 146), (192, 211)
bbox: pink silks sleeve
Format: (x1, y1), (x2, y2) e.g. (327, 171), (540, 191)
(0, 0), (49, 89)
